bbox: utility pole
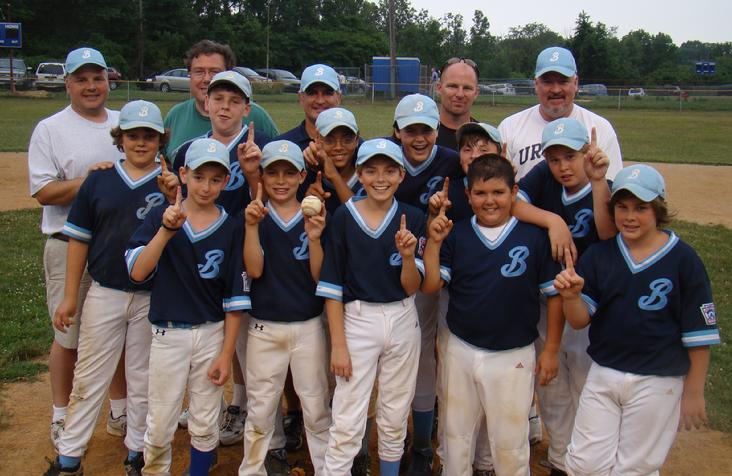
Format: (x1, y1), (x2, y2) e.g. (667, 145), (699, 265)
(137, 0), (144, 79)
(388, 0), (396, 99)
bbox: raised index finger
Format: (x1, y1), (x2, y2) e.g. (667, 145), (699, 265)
(247, 122), (255, 144)
(255, 181), (263, 202)
(160, 154), (168, 173)
(175, 186), (182, 207)
(400, 213), (407, 232)
(442, 176), (450, 194)
(590, 127), (597, 149)
(565, 250), (575, 272)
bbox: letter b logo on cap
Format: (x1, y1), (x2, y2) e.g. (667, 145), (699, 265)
(207, 143), (217, 153)
(550, 51), (559, 62)
(139, 106), (149, 117)
(414, 101), (424, 112)
(279, 143), (289, 153)
(315, 67), (324, 76)
(554, 123), (565, 135)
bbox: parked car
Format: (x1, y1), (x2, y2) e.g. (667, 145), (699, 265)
(509, 79), (535, 95)
(480, 83), (516, 95)
(107, 67), (122, 90)
(34, 62), (66, 90)
(578, 83), (608, 96)
(145, 68), (190, 92)
(233, 66), (270, 83)
(0, 57), (33, 89)
(628, 87), (645, 97)
(255, 68), (300, 92)
(345, 76), (367, 94)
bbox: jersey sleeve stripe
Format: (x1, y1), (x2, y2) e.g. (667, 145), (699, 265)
(316, 281), (343, 301)
(125, 246), (156, 283)
(415, 258), (425, 277)
(516, 189), (531, 203)
(682, 329), (721, 347)
(62, 222), (92, 242)
(580, 293), (598, 316)
(223, 296), (252, 312)
(539, 280), (558, 296)
(440, 265), (451, 283)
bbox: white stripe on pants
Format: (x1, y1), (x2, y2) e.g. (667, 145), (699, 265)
(565, 362), (683, 476)
(58, 281), (151, 456)
(443, 333), (535, 476)
(240, 316), (331, 476)
(324, 296), (420, 476)
(143, 321), (224, 476)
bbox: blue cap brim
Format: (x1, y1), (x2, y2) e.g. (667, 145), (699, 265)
(261, 156), (304, 172)
(535, 66), (576, 78)
(611, 183), (660, 202)
(356, 152), (403, 167)
(396, 115), (439, 130)
(187, 157), (231, 172)
(120, 121), (165, 134)
(208, 78), (251, 99)
(541, 138), (586, 154)
(300, 79), (339, 93)
(319, 122), (358, 137)
(66, 61), (107, 75)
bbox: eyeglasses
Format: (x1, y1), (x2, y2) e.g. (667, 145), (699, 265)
(321, 135), (358, 147)
(190, 68), (223, 79)
(440, 57), (479, 79)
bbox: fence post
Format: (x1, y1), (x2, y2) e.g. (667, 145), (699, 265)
(617, 88), (621, 110)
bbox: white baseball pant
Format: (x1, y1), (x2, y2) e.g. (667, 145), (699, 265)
(324, 296), (420, 476)
(240, 316), (331, 476)
(413, 290), (440, 412)
(565, 362), (683, 476)
(57, 281), (151, 456)
(143, 321), (225, 476)
(434, 289), (450, 463)
(442, 333), (535, 476)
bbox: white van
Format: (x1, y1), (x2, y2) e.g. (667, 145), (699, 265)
(35, 62), (66, 90)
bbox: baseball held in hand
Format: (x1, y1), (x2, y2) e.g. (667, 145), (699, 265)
(301, 195), (322, 217)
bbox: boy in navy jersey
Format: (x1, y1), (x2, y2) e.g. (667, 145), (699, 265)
(317, 139), (425, 476)
(421, 155), (563, 476)
(44, 100), (174, 476)
(555, 164), (720, 475)
(126, 138), (249, 475)
(239, 140), (331, 476)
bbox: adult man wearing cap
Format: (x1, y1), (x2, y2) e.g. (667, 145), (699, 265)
(435, 58), (480, 150)
(499, 46), (622, 180)
(163, 39), (279, 158)
(28, 46), (128, 450)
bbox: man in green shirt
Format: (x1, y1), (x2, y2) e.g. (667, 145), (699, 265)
(164, 39), (279, 157)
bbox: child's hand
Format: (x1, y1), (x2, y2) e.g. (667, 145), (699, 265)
(583, 127), (610, 182)
(303, 141), (320, 169)
(554, 253), (584, 299)
(245, 182), (268, 226)
(304, 201), (326, 241)
(679, 391), (708, 430)
(237, 122), (262, 176)
(304, 171), (332, 202)
(162, 186), (186, 231)
(429, 200), (453, 243)
(157, 156), (180, 204)
(548, 215), (577, 263)
(428, 177), (451, 217)
(88, 161), (114, 173)
(207, 353), (232, 386)
(536, 349), (559, 385)
(330, 345), (352, 380)
(53, 296), (77, 333)
(395, 214), (417, 258)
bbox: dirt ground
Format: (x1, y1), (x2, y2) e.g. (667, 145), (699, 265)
(1, 152), (731, 474)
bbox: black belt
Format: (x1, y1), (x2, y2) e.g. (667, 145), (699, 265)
(50, 233), (69, 242)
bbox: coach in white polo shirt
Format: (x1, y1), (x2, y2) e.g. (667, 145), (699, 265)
(499, 46), (622, 180)
(28, 46), (127, 448)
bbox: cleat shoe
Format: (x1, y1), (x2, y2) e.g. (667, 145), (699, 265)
(43, 456), (83, 476)
(283, 411), (304, 451)
(406, 447), (433, 476)
(106, 411), (127, 437)
(351, 453), (371, 476)
(182, 449), (218, 476)
(473, 470), (496, 476)
(265, 448), (290, 476)
(178, 408), (190, 429)
(549, 469), (568, 476)
(124, 453), (144, 476)
(529, 414), (542, 445)
(50, 419), (64, 451)
(219, 405), (246, 446)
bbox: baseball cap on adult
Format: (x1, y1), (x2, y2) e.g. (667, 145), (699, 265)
(456, 122), (502, 148)
(300, 64), (340, 93)
(535, 47), (577, 78)
(65, 47), (107, 75)
(611, 164), (666, 202)
(208, 70), (253, 100)
(185, 138), (231, 172)
(119, 100), (165, 134)
(261, 140), (305, 171)
(540, 118), (588, 154)
(394, 94), (439, 130)
(315, 108), (359, 136)
(356, 139), (404, 167)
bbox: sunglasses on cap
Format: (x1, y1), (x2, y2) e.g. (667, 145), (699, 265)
(440, 57), (480, 78)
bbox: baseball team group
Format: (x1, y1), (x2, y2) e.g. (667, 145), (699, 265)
(29, 38), (720, 476)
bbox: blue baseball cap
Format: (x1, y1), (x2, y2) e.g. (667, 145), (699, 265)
(300, 64), (340, 93)
(394, 94), (439, 130)
(185, 138), (231, 172)
(535, 47), (577, 78)
(456, 122), (502, 149)
(65, 47), (107, 75)
(356, 139), (404, 167)
(612, 164), (666, 201)
(315, 107), (359, 136)
(541, 118), (589, 154)
(261, 140), (305, 171)
(119, 100), (165, 134)
(208, 70), (253, 100)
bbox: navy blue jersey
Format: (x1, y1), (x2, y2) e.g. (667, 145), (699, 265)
(518, 161), (608, 256)
(445, 174), (472, 222)
(577, 232), (720, 376)
(172, 125), (270, 215)
(126, 205), (250, 325)
(275, 121), (311, 151)
(63, 160), (164, 291)
(317, 197), (426, 303)
(249, 205), (324, 322)
(432, 216), (560, 350)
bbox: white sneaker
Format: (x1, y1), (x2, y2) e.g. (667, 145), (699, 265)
(219, 405), (246, 446)
(179, 408), (190, 429)
(50, 419), (64, 450)
(107, 411), (127, 437)
(529, 413), (542, 445)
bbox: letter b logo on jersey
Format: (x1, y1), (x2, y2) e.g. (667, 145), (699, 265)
(569, 209), (593, 238)
(389, 252), (402, 266)
(293, 232), (310, 261)
(225, 162), (244, 191)
(501, 246), (529, 277)
(198, 249), (225, 279)
(136, 192), (165, 220)
(420, 176), (444, 205)
(638, 278), (673, 311)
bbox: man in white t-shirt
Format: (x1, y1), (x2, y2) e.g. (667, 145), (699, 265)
(499, 47), (622, 180)
(28, 46), (127, 449)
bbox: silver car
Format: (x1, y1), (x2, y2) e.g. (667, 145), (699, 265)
(149, 68), (190, 92)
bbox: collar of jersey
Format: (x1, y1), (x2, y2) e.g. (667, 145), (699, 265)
(470, 215), (518, 250)
(267, 201), (303, 231)
(561, 182), (592, 205)
(346, 196), (397, 239)
(616, 230), (678, 274)
(183, 205), (228, 242)
(402, 145), (438, 176)
(206, 125), (248, 152)
(114, 159), (161, 189)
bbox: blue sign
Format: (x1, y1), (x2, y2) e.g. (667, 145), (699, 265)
(695, 62), (716, 75)
(0, 23), (22, 48)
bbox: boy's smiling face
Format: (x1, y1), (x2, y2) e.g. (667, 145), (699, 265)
(121, 128), (161, 168)
(206, 88), (250, 137)
(261, 160), (306, 205)
(544, 145), (589, 194)
(358, 156), (405, 204)
(180, 163), (229, 207)
(468, 177), (517, 227)
(395, 123), (437, 166)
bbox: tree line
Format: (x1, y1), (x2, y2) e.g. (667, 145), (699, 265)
(3, 0), (731, 85)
